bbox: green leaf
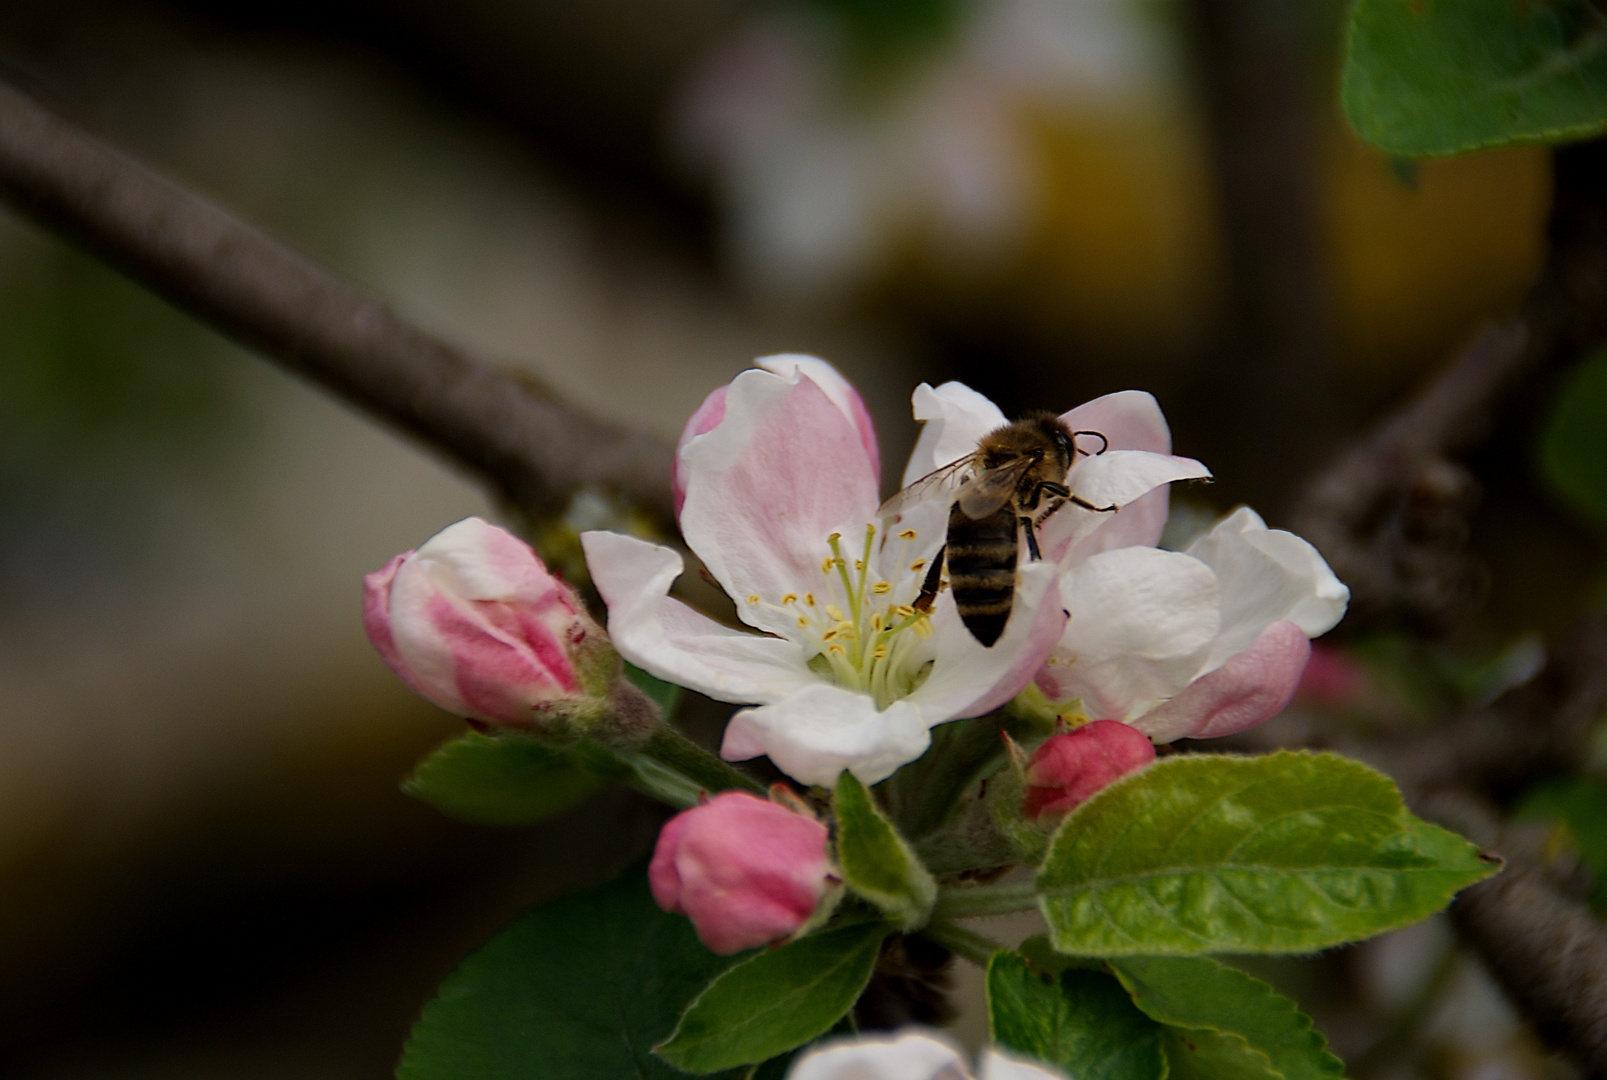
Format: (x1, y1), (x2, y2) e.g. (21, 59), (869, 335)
(656, 918), (889, 1073)
(1540, 347), (1607, 533)
(397, 861), (738, 1080)
(987, 951), (1165, 1080)
(1036, 751), (1499, 956)
(627, 661), (684, 717)
(1109, 956), (1345, 1080)
(1161, 1028), (1282, 1080)
(834, 771), (937, 928)
(403, 731), (603, 826)
(1342, 0), (1607, 156)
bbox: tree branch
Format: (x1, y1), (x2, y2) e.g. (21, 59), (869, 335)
(0, 79), (674, 522)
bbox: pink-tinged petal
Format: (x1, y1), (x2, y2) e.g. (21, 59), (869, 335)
(673, 384), (728, 518)
(1040, 450), (1211, 566)
(1022, 720), (1156, 820)
(1040, 547), (1220, 720)
(1298, 643), (1367, 705)
(649, 791), (830, 954)
(362, 551), (423, 694)
(1060, 390), (1172, 455)
(1184, 507), (1349, 669)
(912, 560), (1065, 720)
(757, 354), (880, 487)
(1132, 621), (1311, 743)
(721, 685), (931, 786)
(980, 1049), (1069, 1080)
(901, 381), (1008, 487)
(790, 1032), (973, 1080)
(680, 368), (881, 639)
(582, 530), (813, 704)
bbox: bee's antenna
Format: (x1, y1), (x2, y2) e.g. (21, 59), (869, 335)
(1072, 430), (1109, 456)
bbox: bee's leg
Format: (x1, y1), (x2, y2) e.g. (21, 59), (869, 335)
(1020, 516), (1043, 561)
(913, 545), (945, 613)
(1069, 494), (1118, 513)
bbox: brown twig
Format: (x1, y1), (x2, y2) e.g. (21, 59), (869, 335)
(1292, 141), (1607, 632)
(0, 79), (675, 522)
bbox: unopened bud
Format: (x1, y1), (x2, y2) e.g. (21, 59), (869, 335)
(649, 790), (832, 954)
(363, 517), (612, 737)
(1022, 720), (1156, 822)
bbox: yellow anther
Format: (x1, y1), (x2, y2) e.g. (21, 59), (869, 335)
(826, 605), (846, 622)
(797, 616), (810, 628)
(747, 594), (761, 605)
(822, 628), (838, 641)
(833, 621), (857, 638)
(871, 581), (891, 595)
(805, 593), (817, 606)
(872, 646), (890, 660)
(913, 616), (933, 640)
(894, 605), (916, 618)
(854, 559), (865, 572)
(871, 614), (884, 631)
(781, 593), (798, 605)
(828, 644), (847, 656)
(910, 560), (926, 573)
(835, 558), (847, 569)
(821, 556), (835, 574)
(899, 529), (917, 541)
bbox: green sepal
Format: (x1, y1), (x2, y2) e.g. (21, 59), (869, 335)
(403, 731), (604, 826)
(987, 951), (1165, 1080)
(1342, 0), (1607, 156)
(655, 916), (890, 1074)
(834, 771), (937, 928)
(626, 661), (684, 718)
(1108, 956), (1345, 1079)
(1037, 751), (1500, 956)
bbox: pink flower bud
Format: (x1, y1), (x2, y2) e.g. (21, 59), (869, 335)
(363, 517), (608, 729)
(649, 790), (832, 954)
(1022, 720), (1157, 822)
(1297, 642), (1366, 706)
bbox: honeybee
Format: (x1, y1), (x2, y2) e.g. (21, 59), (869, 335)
(881, 413), (1114, 647)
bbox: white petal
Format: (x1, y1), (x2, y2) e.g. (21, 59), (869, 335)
(1184, 507), (1349, 670)
(721, 684), (932, 786)
(902, 381), (1007, 487)
(1061, 390), (1172, 455)
(680, 366), (882, 639)
(787, 1031), (972, 1080)
(1042, 450), (1211, 565)
(911, 560), (1065, 720)
(1044, 547), (1221, 720)
(581, 530), (813, 704)
(979, 1049), (1068, 1080)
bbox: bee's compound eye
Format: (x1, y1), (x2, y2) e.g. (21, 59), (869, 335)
(1053, 430), (1073, 457)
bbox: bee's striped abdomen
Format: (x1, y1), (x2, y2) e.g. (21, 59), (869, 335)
(945, 503), (1019, 647)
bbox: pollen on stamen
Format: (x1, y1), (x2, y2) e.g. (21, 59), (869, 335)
(826, 605), (846, 622)
(899, 529), (917, 541)
(805, 593), (816, 606)
(913, 617), (933, 640)
(894, 605), (916, 618)
(871, 581), (891, 595)
(781, 593), (798, 605)
(828, 643), (847, 656)
(910, 560), (926, 573)
(822, 628), (838, 640)
(871, 614), (884, 631)
(798, 616), (810, 628)
(747, 594), (761, 605)
(821, 557), (834, 574)
(854, 559), (865, 571)
(833, 621), (857, 639)
(872, 646), (889, 660)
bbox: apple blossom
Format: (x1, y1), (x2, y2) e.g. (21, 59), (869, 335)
(581, 360), (1206, 786)
(1021, 719), (1157, 821)
(363, 517), (613, 732)
(1036, 506), (1350, 742)
(650, 790), (832, 954)
(787, 1030), (1066, 1080)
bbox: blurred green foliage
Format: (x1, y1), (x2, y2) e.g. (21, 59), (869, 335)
(1539, 347), (1607, 535)
(1515, 777), (1607, 912)
(0, 228), (236, 483)
(798, 0), (969, 76)
(1343, 0), (1607, 156)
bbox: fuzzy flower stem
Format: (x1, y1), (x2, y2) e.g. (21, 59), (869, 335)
(922, 919), (1008, 967)
(929, 881), (1040, 921)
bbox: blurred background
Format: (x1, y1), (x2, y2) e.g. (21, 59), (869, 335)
(0, 0), (1593, 1076)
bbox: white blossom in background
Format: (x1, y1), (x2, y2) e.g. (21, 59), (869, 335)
(673, 0), (1168, 302)
(787, 1029), (1068, 1080)
(581, 358), (1201, 786)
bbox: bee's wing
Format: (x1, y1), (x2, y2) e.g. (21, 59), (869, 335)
(878, 454), (980, 520)
(954, 456), (1037, 519)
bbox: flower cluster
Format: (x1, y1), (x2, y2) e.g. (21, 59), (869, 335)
(364, 354), (1349, 955)
(787, 1030), (1064, 1080)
